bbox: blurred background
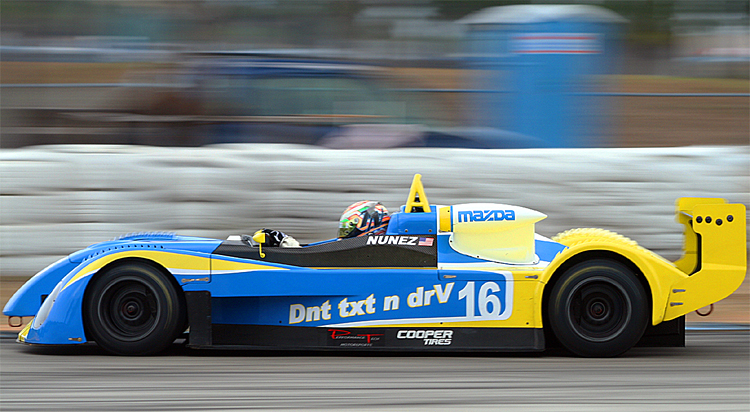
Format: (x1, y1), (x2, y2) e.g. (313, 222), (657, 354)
(1, 0), (748, 148)
(1, 0), (748, 322)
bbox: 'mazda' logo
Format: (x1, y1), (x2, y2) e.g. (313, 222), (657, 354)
(457, 209), (516, 223)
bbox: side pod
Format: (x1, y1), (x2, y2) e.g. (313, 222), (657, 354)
(185, 291), (212, 348)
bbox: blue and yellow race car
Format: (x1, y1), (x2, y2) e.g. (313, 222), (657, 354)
(4, 175), (746, 357)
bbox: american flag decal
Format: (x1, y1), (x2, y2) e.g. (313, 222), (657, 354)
(418, 237), (434, 247)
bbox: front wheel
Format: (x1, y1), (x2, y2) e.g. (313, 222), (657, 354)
(84, 262), (186, 355)
(548, 259), (648, 357)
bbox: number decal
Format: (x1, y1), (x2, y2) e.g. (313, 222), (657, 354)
(458, 281), (475, 318)
(478, 282), (502, 317)
(458, 281), (504, 320)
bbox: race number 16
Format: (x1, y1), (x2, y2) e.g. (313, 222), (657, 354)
(457, 281), (503, 318)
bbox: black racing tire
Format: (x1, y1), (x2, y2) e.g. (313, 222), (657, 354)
(83, 262), (186, 355)
(548, 259), (648, 357)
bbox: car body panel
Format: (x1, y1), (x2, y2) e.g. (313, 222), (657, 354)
(3, 256), (78, 317)
(5, 177), (745, 354)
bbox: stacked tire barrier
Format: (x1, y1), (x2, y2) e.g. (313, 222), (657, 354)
(1, 144), (747, 276)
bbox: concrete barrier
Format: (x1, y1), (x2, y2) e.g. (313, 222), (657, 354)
(1, 144), (747, 275)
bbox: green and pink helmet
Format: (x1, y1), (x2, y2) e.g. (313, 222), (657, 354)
(338, 200), (390, 238)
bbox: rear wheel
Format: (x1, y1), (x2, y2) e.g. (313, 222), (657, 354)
(548, 259), (648, 357)
(84, 262), (185, 355)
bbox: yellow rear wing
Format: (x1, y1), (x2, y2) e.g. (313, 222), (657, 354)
(664, 198), (747, 320)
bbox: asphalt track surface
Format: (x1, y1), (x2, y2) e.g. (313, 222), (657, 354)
(1, 332), (748, 412)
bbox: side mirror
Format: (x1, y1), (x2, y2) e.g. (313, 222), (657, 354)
(252, 230), (266, 258)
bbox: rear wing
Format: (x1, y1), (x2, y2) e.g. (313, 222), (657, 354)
(664, 198), (747, 320)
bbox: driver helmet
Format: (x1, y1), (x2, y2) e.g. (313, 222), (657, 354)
(338, 200), (390, 238)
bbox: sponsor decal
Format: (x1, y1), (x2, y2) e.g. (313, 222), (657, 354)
(289, 300), (332, 324)
(328, 329), (384, 347)
(397, 329), (453, 346)
(287, 279), (512, 326)
(457, 209), (516, 223)
(366, 236), (434, 246)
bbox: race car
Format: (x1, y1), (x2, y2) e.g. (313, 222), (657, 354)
(4, 174), (746, 357)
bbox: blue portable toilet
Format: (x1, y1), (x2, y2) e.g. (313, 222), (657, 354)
(460, 5), (627, 147)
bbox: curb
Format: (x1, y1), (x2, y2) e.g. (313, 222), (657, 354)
(1, 331), (19, 340)
(685, 322), (750, 332)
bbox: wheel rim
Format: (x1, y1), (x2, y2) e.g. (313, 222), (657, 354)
(97, 276), (161, 342)
(565, 276), (632, 342)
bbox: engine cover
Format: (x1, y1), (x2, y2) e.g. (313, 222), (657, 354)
(440, 203), (547, 264)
